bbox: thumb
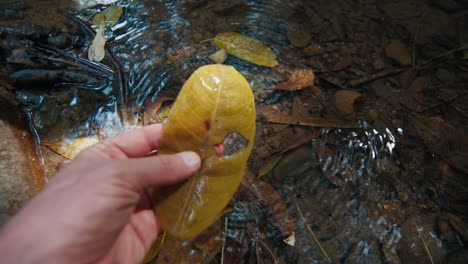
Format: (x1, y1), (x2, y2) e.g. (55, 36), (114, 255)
(117, 151), (201, 191)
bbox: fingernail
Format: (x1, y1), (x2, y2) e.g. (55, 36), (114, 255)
(178, 151), (200, 170)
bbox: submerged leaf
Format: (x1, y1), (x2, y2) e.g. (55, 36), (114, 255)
(241, 170), (295, 244)
(155, 64), (256, 239)
(213, 32), (278, 67)
(258, 130), (323, 177)
(261, 110), (359, 128)
(274, 68), (315, 90)
(88, 23), (106, 62)
(43, 137), (99, 159)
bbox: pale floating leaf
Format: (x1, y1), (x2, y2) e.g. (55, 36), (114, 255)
(88, 23), (106, 62)
(208, 48), (228, 64)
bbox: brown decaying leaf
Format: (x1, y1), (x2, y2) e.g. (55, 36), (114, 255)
(155, 65), (256, 240)
(143, 97), (174, 125)
(154, 220), (223, 264)
(261, 110), (359, 129)
(274, 68), (315, 91)
(192, 218), (223, 257)
(241, 170), (295, 245)
(258, 130), (324, 177)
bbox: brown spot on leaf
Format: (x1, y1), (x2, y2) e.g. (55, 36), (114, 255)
(204, 120), (211, 130)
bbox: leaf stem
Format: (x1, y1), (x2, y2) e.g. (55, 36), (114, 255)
(200, 38), (214, 44)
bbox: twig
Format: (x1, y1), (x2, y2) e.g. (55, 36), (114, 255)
(258, 240), (279, 264)
(412, 11), (427, 68)
(221, 217), (228, 264)
(296, 202), (332, 263)
(412, 218), (434, 264)
(418, 46), (468, 67)
(348, 68), (406, 87)
(256, 241), (262, 264)
(65, 12), (128, 123)
(317, 74), (347, 90)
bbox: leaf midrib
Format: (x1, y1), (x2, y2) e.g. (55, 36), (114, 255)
(173, 77), (224, 232)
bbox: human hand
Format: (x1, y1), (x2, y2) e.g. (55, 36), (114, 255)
(0, 124), (201, 264)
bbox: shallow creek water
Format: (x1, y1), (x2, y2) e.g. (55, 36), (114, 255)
(1, 0), (468, 263)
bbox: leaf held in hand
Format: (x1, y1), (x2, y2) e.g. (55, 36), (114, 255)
(155, 64), (256, 240)
(274, 68), (315, 91)
(213, 32), (278, 67)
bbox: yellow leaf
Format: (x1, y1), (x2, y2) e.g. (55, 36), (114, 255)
(43, 137), (99, 159)
(213, 32), (278, 67)
(155, 64), (256, 240)
(143, 232), (166, 263)
(92, 5), (123, 27)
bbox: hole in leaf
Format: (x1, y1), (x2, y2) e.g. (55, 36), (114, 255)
(214, 132), (248, 158)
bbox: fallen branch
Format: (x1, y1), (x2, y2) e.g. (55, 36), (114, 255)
(261, 111), (359, 129)
(348, 68), (405, 87)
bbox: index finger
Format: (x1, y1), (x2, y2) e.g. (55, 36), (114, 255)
(86, 124), (163, 159)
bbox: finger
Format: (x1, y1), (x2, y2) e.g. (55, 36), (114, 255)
(83, 124), (163, 160)
(116, 151), (201, 191)
(99, 210), (159, 264)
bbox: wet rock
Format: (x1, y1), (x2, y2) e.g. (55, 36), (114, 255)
(211, 0), (244, 16)
(279, 47), (305, 66)
(430, 0), (463, 11)
(0, 120), (37, 225)
(435, 68), (455, 84)
(332, 57), (352, 71)
(272, 144), (319, 183)
(47, 33), (72, 49)
(184, 0), (207, 8)
(372, 56), (385, 71)
(333, 90), (365, 118)
(287, 23), (311, 48)
(303, 43), (326, 56)
(399, 215), (446, 264)
(399, 69), (418, 89)
(444, 248), (468, 263)
(385, 39), (411, 66)
(346, 240), (383, 264)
